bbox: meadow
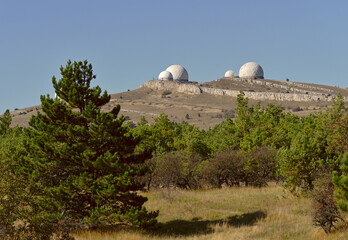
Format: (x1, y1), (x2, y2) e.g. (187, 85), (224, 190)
(74, 184), (348, 240)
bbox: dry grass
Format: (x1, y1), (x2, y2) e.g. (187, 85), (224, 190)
(11, 77), (348, 129)
(74, 184), (348, 240)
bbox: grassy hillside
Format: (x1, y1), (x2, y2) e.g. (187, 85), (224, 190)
(74, 185), (348, 240)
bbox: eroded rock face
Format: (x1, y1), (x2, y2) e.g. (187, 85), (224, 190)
(141, 80), (201, 95)
(177, 84), (202, 94)
(140, 80), (347, 102)
(231, 77), (335, 94)
(141, 80), (177, 91)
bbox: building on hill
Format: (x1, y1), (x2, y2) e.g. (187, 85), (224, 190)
(239, 62), (264, 79)
(157, 65), (189, 82)
(158, 70), (173, 81)
(224, 70), (236, 78)
(156, 62), (264, 82)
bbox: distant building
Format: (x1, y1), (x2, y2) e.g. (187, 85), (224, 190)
(158, 70), (173, 81)
(158, 65), (189, 82)
(239, 62), (264, 79)
(224, 70), (236, 78)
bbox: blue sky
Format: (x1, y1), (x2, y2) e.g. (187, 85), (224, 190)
(1, 0), (347, 113)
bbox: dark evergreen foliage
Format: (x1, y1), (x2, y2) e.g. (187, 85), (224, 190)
(1, 60), (158, 239)
(0, 109), (11, 135)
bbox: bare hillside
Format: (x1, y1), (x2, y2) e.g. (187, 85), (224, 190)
(9, 78), (348, 129)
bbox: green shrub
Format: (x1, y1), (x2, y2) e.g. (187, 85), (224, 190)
(150, 152), (203, 194)
(203, 149), (245, 188)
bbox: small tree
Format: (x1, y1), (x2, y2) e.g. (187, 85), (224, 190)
(244, 146), (278, 187)
(333, 153), (348, 212)
(150, 151), (203, 195)
(151, 152), (183, 198)
(203, 149), (245, 188)
(0, 109), (11, 135)
(312, 172), (343, 234)
(0, 126), (28, 239)
(4, 60), (158, 239)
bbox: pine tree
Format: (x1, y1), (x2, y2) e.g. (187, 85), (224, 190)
(333, 153), (348, 212)
(13, 60), (158, 238)
(0, 109), (11, 135)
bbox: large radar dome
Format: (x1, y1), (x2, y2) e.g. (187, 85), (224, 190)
(224, 70), (235, 78)
(239, 62), (264, 79)
(166, 65), (189, 81)
(158, 70), (173, 80)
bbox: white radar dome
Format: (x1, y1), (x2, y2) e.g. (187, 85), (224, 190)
(239, 62), (264, 79)
(158, 70), (173, 80)
(224, 70), (235, 78)
(166, 65), (189, 81)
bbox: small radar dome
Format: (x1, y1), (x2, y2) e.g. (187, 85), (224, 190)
(166, 65), (189, 81)
(224, 70), (235, 78)
(158, 70), (173, 80)
(239, 62), (264, 79)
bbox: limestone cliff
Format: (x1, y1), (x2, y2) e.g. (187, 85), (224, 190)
(141, 80), (348, 102)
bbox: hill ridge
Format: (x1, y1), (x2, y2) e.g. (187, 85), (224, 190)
(7, 78), (348, 129)
(141, 78), (348, 102)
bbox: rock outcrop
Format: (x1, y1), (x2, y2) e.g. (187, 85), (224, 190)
(141, 80), (347, 102)
(224, 77), (335, 94)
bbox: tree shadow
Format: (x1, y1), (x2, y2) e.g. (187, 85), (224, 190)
(150, 210), (266, 237)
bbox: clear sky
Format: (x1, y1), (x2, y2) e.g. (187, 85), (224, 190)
(1, 0), (347, 113)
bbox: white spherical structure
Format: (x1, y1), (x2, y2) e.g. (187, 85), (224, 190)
(158, 70), (173, 81)
(239, 62), (264, 79)
(224, 70), (235, 78)
(166, 65), (189, 81)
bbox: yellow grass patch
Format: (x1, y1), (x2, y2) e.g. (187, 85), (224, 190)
(74, 185), (348, 240)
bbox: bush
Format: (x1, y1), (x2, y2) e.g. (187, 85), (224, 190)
(203, 147), (277, 188)
(311, 173), (343, 234)
(161, 90), (172, 98)
(203, 149), (245, 188)
(292, 107), (303, 112)
(223, 109), (235, 118)
(150, 152), (203, 195)
(244, 146), (278, 187)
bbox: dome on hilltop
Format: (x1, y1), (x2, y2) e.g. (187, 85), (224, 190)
(224, 70), (235, 78)
(158, 70), (173, 81)
(166, 65), (189, 81)
(239, 62), (264, 79)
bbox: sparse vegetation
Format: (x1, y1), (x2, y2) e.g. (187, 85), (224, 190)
(292, 106), (303, 112)
(161, 90), (172, 98)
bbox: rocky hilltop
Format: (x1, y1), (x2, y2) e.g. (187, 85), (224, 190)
(141, 78), (348, 102)
(8, 77), (348, 129)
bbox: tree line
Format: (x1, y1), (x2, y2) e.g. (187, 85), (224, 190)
(0, 60), (347, 238)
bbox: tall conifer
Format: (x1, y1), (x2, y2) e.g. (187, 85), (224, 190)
(16, 60), (157, 238)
